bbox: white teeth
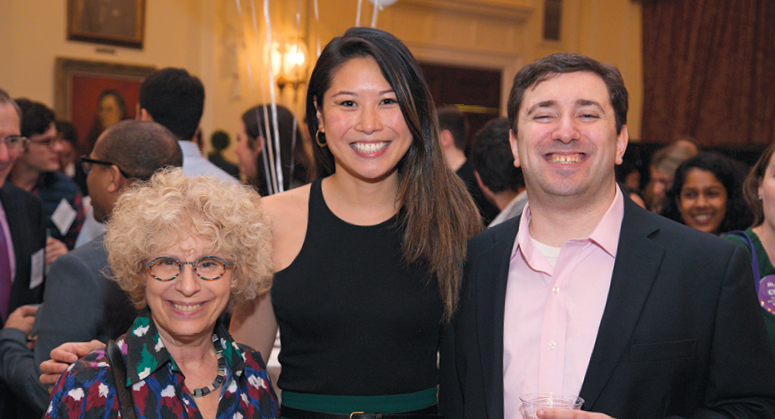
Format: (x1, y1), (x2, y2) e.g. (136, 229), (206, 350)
(173, 303), (202, 312)
(549, 155), (583, 164)
(692, 214), (712, 222)
(351, 142), (388, 153)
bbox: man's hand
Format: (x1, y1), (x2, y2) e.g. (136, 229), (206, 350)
(3, 305), (38, 336)
(45, 237), (68, 265)
(537, 408), (614, 419)
(39, 340), (104, 391)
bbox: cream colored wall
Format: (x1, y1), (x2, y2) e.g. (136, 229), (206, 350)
(0, 0), (644, 168)
(0, 1), (207, 105)
(221, 0), (644, 142)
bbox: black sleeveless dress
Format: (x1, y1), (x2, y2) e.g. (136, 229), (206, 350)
(271, 178), (444, 396)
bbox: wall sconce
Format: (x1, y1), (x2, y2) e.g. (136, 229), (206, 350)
(271, 40), (309, 93)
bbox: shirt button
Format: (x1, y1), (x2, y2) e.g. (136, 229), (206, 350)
(552, 286), (560, 294)
(549, 341), (556, 349)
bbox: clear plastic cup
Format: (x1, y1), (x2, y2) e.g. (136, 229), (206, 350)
(519, 393), (584, 419)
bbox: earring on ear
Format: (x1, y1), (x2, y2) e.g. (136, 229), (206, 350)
(760, 195), (763, 201)
(315, 129), (327, 148)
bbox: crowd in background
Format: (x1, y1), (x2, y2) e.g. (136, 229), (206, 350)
(0, 26), (773, 419)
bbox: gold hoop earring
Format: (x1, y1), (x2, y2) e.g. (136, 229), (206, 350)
(315, 129), (327, 148)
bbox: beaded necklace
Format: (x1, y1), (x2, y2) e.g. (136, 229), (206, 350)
(189, 334), (227, 398)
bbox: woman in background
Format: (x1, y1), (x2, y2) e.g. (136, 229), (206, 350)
(661, 152), (752, 236)
(235, 104), (311, 195)
(722, 142), (775, 358)
(229, 27), (481, 418)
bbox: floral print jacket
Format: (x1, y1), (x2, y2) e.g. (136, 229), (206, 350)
(45, 309), (279, 419)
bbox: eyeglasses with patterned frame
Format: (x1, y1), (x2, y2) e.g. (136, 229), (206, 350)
(145, 255), (234, 281)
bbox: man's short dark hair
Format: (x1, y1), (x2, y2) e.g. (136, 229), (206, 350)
(437, 105), (469, 151)
(15, 98), (55, 137)
(471, 117), (524, 193)
(507, 52), (628, 136)
(0, 88), (22, 121)
(138, 68), (204, 141)
(94, 120), (183, 181)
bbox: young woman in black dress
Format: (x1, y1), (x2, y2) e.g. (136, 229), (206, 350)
(229, 27), (481, 418)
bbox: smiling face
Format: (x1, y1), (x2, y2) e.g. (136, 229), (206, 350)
(315, 57), (413, 183)
(510, 71), (627, 208)
(145, 235), (233, 346)
(677, 168), (728, 235)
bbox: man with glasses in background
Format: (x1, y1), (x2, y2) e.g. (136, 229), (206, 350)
(8, 99), (85, 260)
(0, 119), (182, 418)
(0, 88), (47, 419)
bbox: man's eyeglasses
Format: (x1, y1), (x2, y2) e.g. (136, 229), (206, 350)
(27, 135), (62, 149)
(79, 156), (134, 179)
(145, 256), (234, 281)
(2, 136), (29, 152)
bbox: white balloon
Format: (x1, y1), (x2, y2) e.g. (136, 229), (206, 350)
(368, 0), (398, 7)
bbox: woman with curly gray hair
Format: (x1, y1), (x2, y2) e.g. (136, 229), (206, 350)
(45, 168), (279, 419)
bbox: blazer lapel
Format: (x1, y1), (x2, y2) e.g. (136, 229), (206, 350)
(0, 186), (30, 268)
(476, 217), (520, 419)
(579, 199), (666, 409)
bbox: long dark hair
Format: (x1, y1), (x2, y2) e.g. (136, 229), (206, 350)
(662, 152), (753, 234)
(305, 27), (481, 321)
(241, 104), (310, 194)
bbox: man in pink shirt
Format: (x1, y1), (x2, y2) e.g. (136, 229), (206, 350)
(440, 53), (775, 419)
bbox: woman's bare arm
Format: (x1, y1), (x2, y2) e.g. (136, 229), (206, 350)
(229, 293), (278, 364)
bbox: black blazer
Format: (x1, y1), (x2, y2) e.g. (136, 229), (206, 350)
(440, 196), (775, 419)
(0, 182), (46, 419)
(0, 182), (46, 326)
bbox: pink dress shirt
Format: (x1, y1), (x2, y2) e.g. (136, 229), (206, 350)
(503, 188), (624, 419)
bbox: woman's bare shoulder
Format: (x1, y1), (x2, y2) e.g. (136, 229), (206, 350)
(261, 184), (310, 223)
(260, 184), (311, 272)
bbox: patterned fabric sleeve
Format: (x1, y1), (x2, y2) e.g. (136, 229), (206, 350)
(44, 348), (120, 419)
(236, 345), (280, 419)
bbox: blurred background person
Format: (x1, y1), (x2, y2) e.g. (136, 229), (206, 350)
(661, 152), (752, 235)
(56, 120), (88, 196)
(207, 130), (240, 180)
(236, 104), (311, 195)
(643, 139), (699, 213)
(45, 168), (279, 419)
(723, 142), (775, 359)
(615, 160), (641, 192)
(469, 117), (526, 228)
(9, 99), (84, 259)
(438, 105), (496, 226)
(139, 68), (239, 185)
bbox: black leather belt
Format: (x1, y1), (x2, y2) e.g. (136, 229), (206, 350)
(280, 404), (440, 419)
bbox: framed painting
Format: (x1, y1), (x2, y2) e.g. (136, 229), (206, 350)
(67, 0), (146, 48)
(55, 58), (155, 155)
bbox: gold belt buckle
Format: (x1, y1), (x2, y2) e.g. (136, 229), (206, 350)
(350, 412), (383, 418)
